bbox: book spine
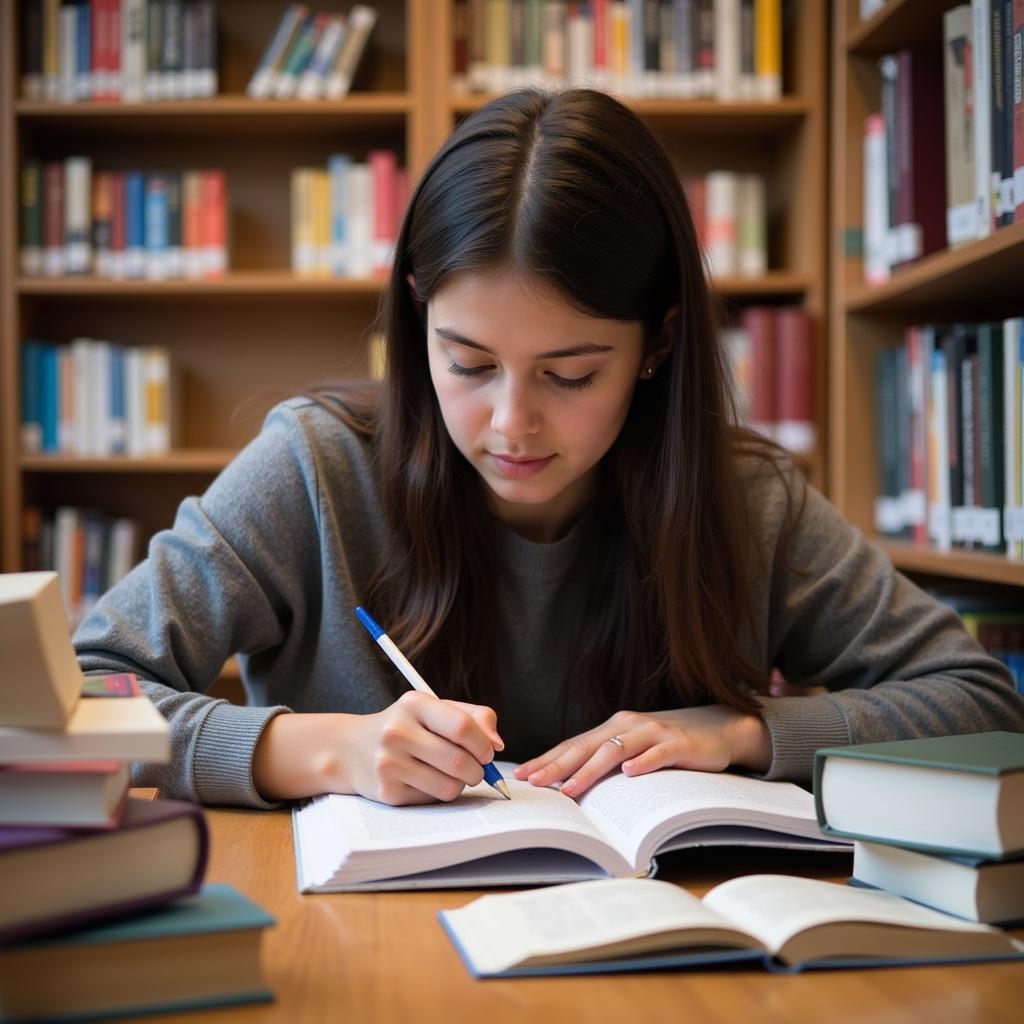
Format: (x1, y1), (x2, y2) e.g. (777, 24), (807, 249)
(328, 154), (351, 276)
(109, 343), (126, 454)
(143, 346), (171, 454)
(712, 0), (738, 100)
(1005, 317), (1024, 556)
(165, 171), (183, 278)
(774, 308), (815, 455)
(943, 5), (978, 246)
(875, 347), (900, 536)
(1014, 0), (1024, 221)
(863, 112), (889, 284)
(124, 169), (146, 278)
(57, 343), (74, 452)
(181, 0), (198, 97)
(324, 5), (377, 99)
(345, 162), (373, 277)
(43, 161), (65, 276)
(63, 156), (92, 274)
(162, 0), (184, 98)
(42, 343), (59, 453)
(58, 2), (77, 103)
(704, 170), (738, 277)
(247, 3), (308, 98)
(20, 341), (44, 454)
(736, 173), (766, 277)
(75, 1), (92, 101)
(92, 169), (114, 278)
(20, 160), (44, 277)
(297, 13), (348, 100)
(999, 0), (1016, 225)
(974, 0), (994, 236)
(121, 0), (147, 102)
(754, 0), (781, 100)
(738, 0), (755, 99)
(110, 170), (126, 278)
(906, 326), (928, 544)
(742, 306), (775, 440)
(274, 12), (323, 99)
(107, 0), (122, 99)
(313, 168), (331, 275)
(43, 0), (60, 100)
(92, 0), (108, 101)
(145, 0), (164, 99)
(978, 322), (1006, 551)
(369, 150), (397, 277)
(194, 0), (218, 97)
(199, 169), (226, 278)
(694, 0), (714, 97)
(182, 169), (203, 279)
(21, 0), (45, 100)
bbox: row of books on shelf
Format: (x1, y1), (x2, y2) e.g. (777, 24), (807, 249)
(20, 159), (228, 280)
(0, 572), (273, 1020)
(873, 317), (1024, 559)
(721, 305), (815, 454)
(291, 150), (407, 278)
(247, 3), (378, 100)
(21, 0), (218, 102)
(21, 338), (176, 458)
(861, 3), (1024, 285)
(941, 596), (1024, 694)
(685, 171), (766, 279)
(22, 506), (141, 630)
(452, 0), (783, 101)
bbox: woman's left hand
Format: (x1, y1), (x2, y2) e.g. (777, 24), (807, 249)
(513, 705), (772, 798)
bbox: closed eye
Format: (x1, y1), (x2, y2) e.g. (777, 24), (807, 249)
(549, 372), (595, 391)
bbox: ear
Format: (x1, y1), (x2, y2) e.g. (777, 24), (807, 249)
(639, 305), (678, 379)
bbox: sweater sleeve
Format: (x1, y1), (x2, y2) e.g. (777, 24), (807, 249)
(751, 463), (1024, 783)
(73, 402), (326, 807)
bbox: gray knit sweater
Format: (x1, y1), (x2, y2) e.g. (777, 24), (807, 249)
(73, 398), (1024, 807)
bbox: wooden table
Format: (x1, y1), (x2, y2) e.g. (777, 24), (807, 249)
(145, 807), (1024, 1024)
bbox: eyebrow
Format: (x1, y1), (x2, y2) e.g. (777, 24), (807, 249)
(434, 327), (615, 360)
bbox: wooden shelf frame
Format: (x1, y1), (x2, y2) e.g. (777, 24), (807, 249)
(829, 0), (1024, 588)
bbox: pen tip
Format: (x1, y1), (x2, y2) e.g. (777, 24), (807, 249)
(495, 780), (512, 800)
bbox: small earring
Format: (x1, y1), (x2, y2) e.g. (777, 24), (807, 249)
(645, 366), (654, 376)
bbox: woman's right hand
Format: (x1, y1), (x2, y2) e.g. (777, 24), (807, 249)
(252, 692), (503, 805)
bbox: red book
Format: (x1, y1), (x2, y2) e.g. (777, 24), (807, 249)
(107, 0), (122, 100)
(368, 149), (398, 278)
(199, 169), (227, 278)
(742, 306), (776, 440)
(893, 50), (947, 264)
(91, 0), (110, 101)
(774, 308), (815, 455)
(0, 797), (208, 944)
(682, 175), (707, 256)
(592, 0), (608, 75)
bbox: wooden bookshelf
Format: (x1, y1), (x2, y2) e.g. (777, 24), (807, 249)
(829, 0), (1024, 588)
(0, 0), (830, 580)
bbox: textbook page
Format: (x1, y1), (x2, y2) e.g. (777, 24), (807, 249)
(441, 877), (760, 976)
(702, 874), (1019, 965)
(293, 768), (634, 890)
(577, 769), (835, 870)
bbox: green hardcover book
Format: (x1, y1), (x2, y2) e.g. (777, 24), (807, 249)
(977, 322), (1005, 552)
(0, 884), (275, 1022)
(814, 732), (1024, 859)
(19, 160), (43, 276)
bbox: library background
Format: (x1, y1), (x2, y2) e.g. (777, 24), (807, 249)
(1, 0), (1022, 696)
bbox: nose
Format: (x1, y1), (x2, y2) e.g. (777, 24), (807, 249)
(490, 376), (541, 441)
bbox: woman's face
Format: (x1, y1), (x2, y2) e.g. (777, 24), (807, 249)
(425, 268), (649, 543)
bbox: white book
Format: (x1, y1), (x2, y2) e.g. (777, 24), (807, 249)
(344, 163), (374, 278)
(64, 157), (92, 275)
(124, 347), (147, 457)
(713, 0), (740, 100)
(58, 4), (77, 103)
(441, 874), (1023, 978)
(323, 5), (377, 100)
(292, 765), (846, 892)
(69, 337), (93, 455)
(704, 170), (739, 278)
(928, 345), (952, 551)
(328, 154), (351, 276)
(566, 6), (592, 87)
(0, 694), (170, 765)
(1005, 317), (1024, 557)
(89, 340), (112, 456)
(972, 0), (992, 238)
(863, 112), (889, 285)
(0, 572), (83, 727)
(106, 518), (139, 585)
(52, 506), (80, 621)
(121, 0), (147, 103)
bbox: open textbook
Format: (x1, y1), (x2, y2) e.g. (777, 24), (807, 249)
(292, 764), (849, 892)
(439, 875), (1024, 977)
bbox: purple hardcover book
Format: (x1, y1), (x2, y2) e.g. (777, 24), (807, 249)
(0, 797), (209, 944)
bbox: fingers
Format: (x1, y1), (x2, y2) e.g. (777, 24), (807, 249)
(559, 729), (665, 798)
(448, 700), (505, 754)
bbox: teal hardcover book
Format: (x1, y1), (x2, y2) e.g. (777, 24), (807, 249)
(813, 732), (1024, 858)
(0, 883), (275, 1022)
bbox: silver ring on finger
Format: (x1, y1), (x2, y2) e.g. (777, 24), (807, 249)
(607, 734), (625, 749)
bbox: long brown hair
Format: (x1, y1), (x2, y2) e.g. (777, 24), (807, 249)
(322, 88), (774, 722)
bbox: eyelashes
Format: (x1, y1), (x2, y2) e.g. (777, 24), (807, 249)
(446, 362), (596, 391)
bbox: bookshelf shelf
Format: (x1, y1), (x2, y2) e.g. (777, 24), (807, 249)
(21, 451), (237, 474)
(844, 222), (1024, 320)
(713, 273), (812, 298)
(16, 273), (387, 300)
(846, 0), (950, 56)
(880, 541), (1024, 588)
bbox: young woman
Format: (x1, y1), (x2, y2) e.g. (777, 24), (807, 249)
(74, 89), (1024, 808)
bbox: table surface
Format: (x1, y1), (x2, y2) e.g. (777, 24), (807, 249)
(138, 806), (1023, 1024)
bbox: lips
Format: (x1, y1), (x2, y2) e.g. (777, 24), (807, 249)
(488, 453), (555, 479)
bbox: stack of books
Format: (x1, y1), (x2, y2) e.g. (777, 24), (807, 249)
(20, 0), (219, 104)
(815, 732), (1024, 926)
(246, 3), (378, 100)
(290, 150), (407, 278)
(20, 159), (228, 280)
(0, 570), (275, 1021)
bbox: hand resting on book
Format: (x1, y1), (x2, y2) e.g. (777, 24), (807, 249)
(515, 705), (773, 797)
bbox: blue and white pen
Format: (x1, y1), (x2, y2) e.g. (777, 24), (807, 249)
(355, 606), (512, 800)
